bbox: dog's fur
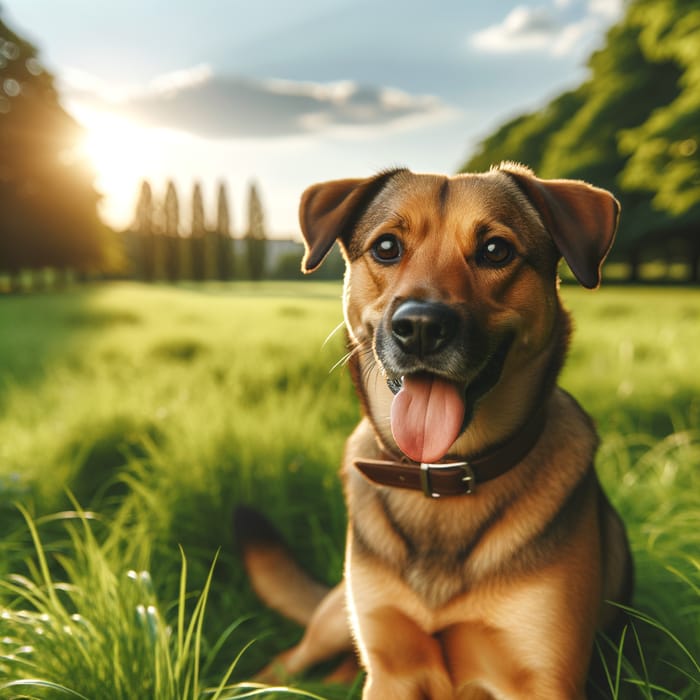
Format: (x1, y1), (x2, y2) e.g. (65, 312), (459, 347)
(237, 164), (633, 699)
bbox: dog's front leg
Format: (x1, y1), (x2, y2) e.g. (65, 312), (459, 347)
(352, 604), (453, 700)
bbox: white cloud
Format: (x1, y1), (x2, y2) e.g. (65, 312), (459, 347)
(552, 17), (598, 56)
(469, 2), (615, 57)
(60, 67), (136, 102)
(471, 6), (561, 54)
(588, 0), (624, 20)
(69, 69), (454, 140)
(149, 64), (212, 94)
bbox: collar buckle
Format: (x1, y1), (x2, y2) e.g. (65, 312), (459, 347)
(419, 461), (474, 498)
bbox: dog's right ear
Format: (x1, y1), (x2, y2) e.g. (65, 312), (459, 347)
(299, 169), (405, 273)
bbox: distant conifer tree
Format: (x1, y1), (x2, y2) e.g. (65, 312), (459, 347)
(215, 181), (233, 280)
(245, 181), (266, 281)
(152, 190), (167, 282)
(134, 180), (154, 281)
(164, 180), (180, 281)
(203, 187), (219, 282)
(191, 182), (206, 280)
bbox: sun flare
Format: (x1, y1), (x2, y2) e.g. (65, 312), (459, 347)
(74, 105), (164, 228)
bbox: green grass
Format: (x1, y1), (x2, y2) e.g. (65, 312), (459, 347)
(0, 281), (698, 698)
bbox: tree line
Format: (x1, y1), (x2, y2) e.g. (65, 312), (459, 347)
(126, 179), (267, 283)
(461, 0), (700, 282)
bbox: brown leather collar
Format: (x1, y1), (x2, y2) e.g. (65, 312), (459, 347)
(354, 405), (548, 498)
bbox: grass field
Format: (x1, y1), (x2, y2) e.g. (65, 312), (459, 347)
(0, 281), (699, 699)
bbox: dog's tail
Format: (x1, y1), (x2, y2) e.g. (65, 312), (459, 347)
(234, 505), (331, 626)
(235, 506), (356, 683)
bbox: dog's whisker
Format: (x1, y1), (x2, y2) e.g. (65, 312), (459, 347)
(322, 321), (346, 348)
(360, 357), (380, 386)
(329, 352), (353, 375)
(329, 343), (367, 375)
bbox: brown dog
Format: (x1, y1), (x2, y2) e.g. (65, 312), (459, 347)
(238, 163), (633, 699)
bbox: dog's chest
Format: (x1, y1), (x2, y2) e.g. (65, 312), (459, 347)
(403, 545), (474, 608)
(365, 489), (509, 608)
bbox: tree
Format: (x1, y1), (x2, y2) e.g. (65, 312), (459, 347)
(164, 180), (180, 281)
(133, 180), (154, 281)
(151, 188), (167, 281)
(215, 181), (234, 280)
(190, 182), (206, 280)
(0, 12), (109, 289)
(617, 0), (700, 279)
(245, 181), (266, 281)
(619, 0), (700, 214)
(203, 188), (219, 282)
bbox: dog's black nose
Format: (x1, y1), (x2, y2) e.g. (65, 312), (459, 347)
(391, 301), (459, 357)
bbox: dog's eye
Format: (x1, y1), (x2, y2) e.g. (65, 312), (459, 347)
(371, 234), (402, 264)
(479, 238), (514, 267)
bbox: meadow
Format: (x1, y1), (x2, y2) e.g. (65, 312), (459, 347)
(0, 281), (698, 699)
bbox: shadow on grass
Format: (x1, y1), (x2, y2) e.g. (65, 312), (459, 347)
(0, 287), (141, 397)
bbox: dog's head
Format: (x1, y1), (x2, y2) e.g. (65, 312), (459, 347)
(299, 165), (619, 463)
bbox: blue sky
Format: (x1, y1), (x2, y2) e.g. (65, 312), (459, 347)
(4, 0), (623, 236)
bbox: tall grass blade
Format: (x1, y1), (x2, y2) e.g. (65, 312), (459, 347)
(0, 679), (91, 699)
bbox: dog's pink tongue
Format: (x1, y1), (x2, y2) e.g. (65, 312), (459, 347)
(390, 375), (465, 463)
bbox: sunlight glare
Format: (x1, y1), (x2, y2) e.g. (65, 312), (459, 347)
(75, 106), (162, 228)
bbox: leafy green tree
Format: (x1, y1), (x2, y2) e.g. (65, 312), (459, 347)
(618, 0), (700, 279)
(0, 13), (108, 289)
(245, 181), (266, 281)
(620, 0), (700, 213)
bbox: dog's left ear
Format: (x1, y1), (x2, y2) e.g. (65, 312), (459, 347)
(299, 169), (405, 273)
(502, 165), (620, 289)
